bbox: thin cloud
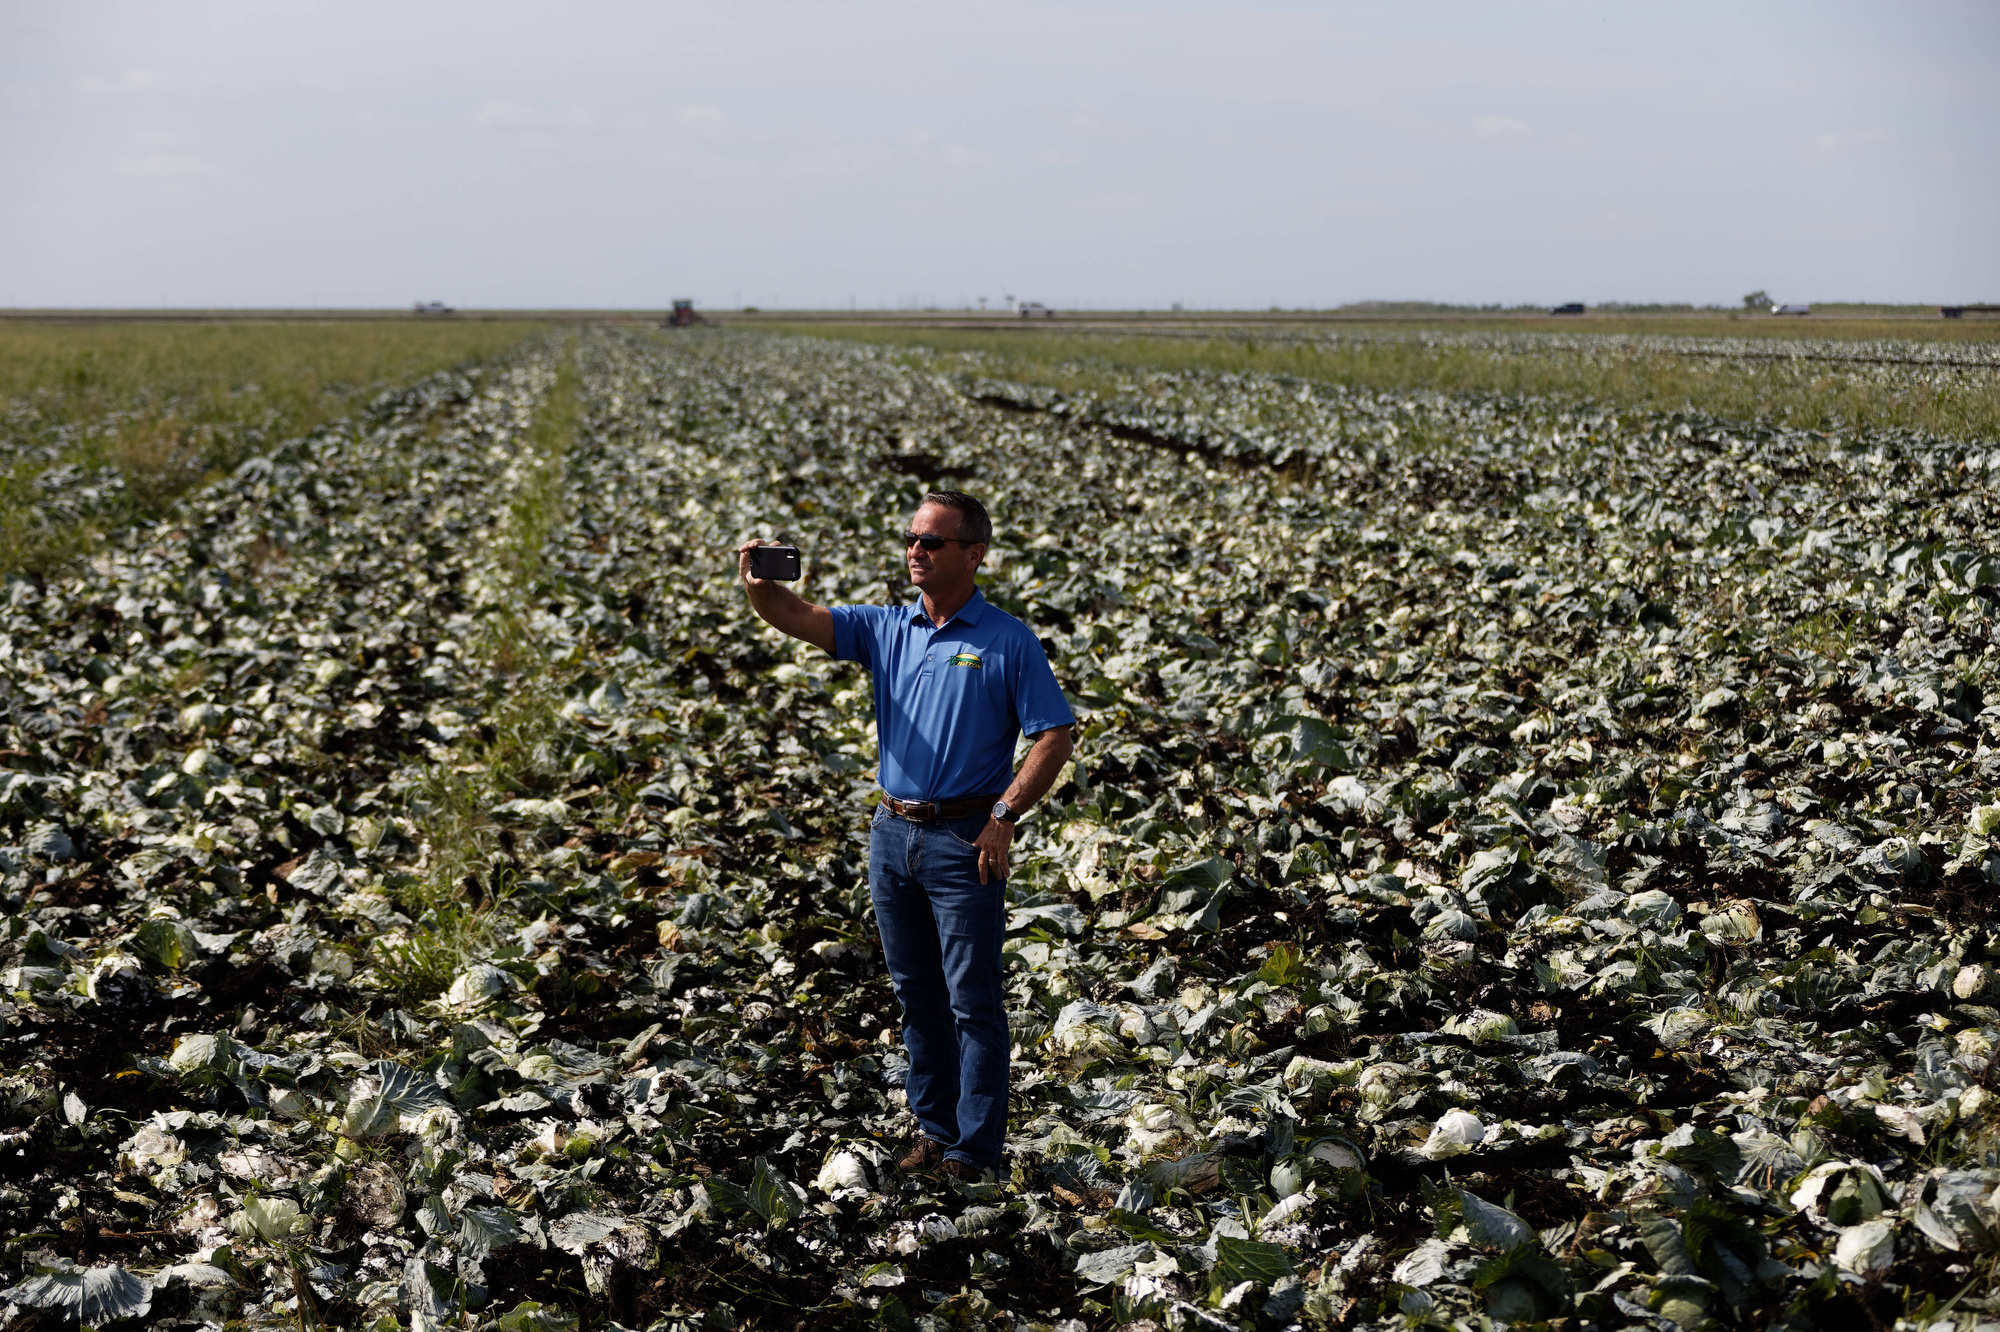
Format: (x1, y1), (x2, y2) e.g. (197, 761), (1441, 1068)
(1473, 115), (1531, 139)
(1317, 196), (1399, 219)
(1813, 128), (1892, 156)
(678, 105), (726, 127)
(940, 142), (991, 168)
(1564, 208), (1661, 239)
(114, 152), (220, 179)
(134, 129), (182, 147)
(651, 150), (758, 180)
(3, 84), (41, 115)
(80, 70), (179, 94)
(472, 100), (597, 130)
(1059, 103), (1139, 141)
(1080, 190), (1150, 214)
(473, 101), (538, 128)
(1340, 165), (1423, 187)
(1800, 217), (1891, 241)
(900, 128), (991, 168)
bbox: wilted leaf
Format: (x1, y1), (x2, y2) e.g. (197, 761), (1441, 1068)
(1212, 1235), (1294, 1292)
(1457, 1189), (1534, 1252)
(1074, 1242), (1152, 1286)
(2, 1260), (152, 1326)
(459, 1205), (523, 1257)
(340, 1061), (451, 1138)
(748, 1157), (806, 1229)
(229, 1195), (309, 1244)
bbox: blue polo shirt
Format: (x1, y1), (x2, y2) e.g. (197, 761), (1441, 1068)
(830, 588), (1074, 802)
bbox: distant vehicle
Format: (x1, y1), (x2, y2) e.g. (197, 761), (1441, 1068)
(1016, 302), (1055, 319)
(1549, 303), (1586, 316)
(413, 301), (454, 316)
(663, 299), (699, 328)
(1942, 305), (2000, 319)
(1771, 303), (1811, 316)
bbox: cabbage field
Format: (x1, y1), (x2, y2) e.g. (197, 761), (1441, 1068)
(6, 325), (2000, 1331)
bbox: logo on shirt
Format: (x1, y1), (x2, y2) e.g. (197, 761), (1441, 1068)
(947, 652), (982, 669)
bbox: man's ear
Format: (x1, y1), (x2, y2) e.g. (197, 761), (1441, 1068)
(969, 542), (987, 571)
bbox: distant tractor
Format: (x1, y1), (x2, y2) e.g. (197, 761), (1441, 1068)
(663, 299), (699, 328)
(413, 301), (454, 316)
(1549, 302), (1585, 316)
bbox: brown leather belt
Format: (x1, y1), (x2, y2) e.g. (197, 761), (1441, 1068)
(882, 794), (1001, 822)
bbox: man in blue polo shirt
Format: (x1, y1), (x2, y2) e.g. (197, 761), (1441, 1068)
(737, 491), (1074, 1180)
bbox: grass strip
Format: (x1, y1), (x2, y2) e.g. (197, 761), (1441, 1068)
(783, 324), (2000, 443)
(388, 354), (585, 1000)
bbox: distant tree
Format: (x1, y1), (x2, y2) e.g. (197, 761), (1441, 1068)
(1742, 290), (1772, 310)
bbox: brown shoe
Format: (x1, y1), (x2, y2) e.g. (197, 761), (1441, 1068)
(898, 1136), (946, 1171)
(940, 1158), (990, 1183)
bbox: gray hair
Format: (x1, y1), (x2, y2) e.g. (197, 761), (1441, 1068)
(921, 491), (992, 546)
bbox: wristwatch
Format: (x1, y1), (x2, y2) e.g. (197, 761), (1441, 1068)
(991, 800), (1020, 824)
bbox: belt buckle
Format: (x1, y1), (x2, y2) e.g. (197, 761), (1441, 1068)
(902, 799), (939, 822)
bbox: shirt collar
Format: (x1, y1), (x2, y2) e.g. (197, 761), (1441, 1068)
(908, 587), (987, 629)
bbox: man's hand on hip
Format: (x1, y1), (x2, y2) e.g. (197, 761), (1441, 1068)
(974, 818), (1015, 884)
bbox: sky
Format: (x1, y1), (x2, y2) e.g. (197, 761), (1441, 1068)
(2, 1), (1995, 310)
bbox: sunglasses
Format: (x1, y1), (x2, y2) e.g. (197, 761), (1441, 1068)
(902, 530), (974, 551)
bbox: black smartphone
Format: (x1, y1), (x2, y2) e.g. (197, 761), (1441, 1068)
(748, 545), (802, 581)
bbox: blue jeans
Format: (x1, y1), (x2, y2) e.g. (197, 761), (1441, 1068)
(868, 804), (1009, 1170)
